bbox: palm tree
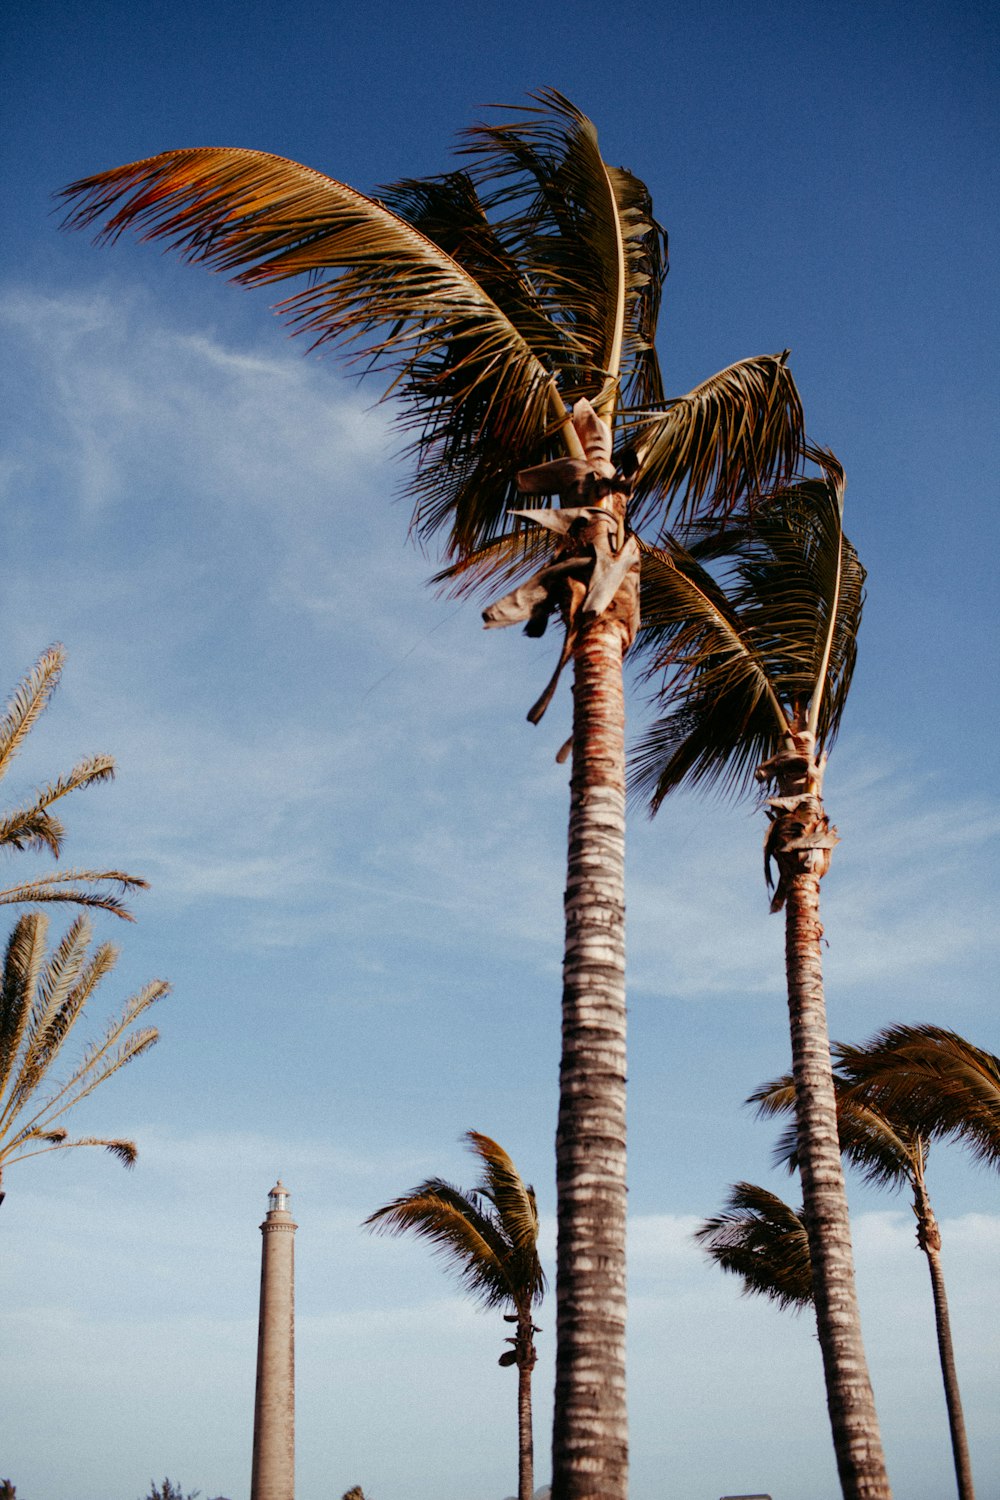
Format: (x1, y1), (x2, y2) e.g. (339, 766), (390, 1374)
(0, 646), (147, 919)
(0, 910), (168, 1205)
(755, 1025), (1000, 1500)
(59, 92), (807, 1497)
(365, 1132), (544, 1500)
(695, 1180), (812, 1311)
(632, 461), (892, 1499)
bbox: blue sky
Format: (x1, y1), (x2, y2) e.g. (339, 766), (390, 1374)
(1, 3), (998, 1498)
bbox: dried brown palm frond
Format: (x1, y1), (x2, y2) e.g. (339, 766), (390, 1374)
(0, 648), (147, 919)
(0, 912), (167, 1194)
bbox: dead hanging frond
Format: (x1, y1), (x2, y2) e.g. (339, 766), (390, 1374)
(481, 400), (640, 725)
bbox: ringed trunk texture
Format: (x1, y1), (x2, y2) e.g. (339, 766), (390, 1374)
(517, 1340), (535, 1500)
(914, 1183), (976, 1500)
(784, 867), (892, 1500)
(551, 607), (630, 1500)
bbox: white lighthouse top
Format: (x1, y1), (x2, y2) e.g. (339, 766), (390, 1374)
(267, 1180), (290, 1213)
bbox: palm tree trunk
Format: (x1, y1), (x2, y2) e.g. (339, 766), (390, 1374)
(784, 863), (892, 1499)
(517, 1346), (535, 1500)
(552, 602), (630, 1500)
(913, 1180), (976, 1500)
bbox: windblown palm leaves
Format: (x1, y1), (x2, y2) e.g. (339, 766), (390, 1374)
(365, 1130), (544, 1313)
(60, 90), (803, 562)
(834, 1025), (1000, 1171)
(0, 647), (147, 919)
(632, 451), (863, 806)
(695, 1181), (812, 1311)
(0, 911), (168, 1198)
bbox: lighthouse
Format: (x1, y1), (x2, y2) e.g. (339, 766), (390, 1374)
(250, 1180), (297, 1500)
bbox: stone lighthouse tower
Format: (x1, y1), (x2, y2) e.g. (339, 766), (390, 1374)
(250, 1180), (297, 1500)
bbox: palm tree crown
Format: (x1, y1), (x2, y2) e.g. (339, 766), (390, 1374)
(695, 1180), (812, 1311)
(631, 451), (863, 807)
(0, 910), (168, 1201)
(365, 1129), (544, 1314)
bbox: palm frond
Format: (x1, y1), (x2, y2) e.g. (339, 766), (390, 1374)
(0, 915), (165, 1182)
(625, 354), (805, 529)
(0, 868), (149, 921)
(365, 1179), (513, 1308)
(3, 1133), (138, 1169)
(0, 915), (46, 1101)
(430, 525), (558, 600)
(60, 147), (571, 555)
(365, 1134), (544, 1313)
(461, 88), (667, 417)
(835, 1026), (1000, 1171)
(465, 1132), (543, 1291)
(630, 460), (863, 808)
(695, 1181), (813, 1311)
(629, 538), (790, 807)
(0, 806), (65, 857)
(0, 647), (64, 783)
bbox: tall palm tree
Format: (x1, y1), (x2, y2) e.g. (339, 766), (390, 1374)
(365, 1131), (544, 1500)
(0, 910), (168, 1206)
(632, 460), (892, 1499)
(757, 1026), (999, 1500)
(59, 92), (806, 1496)
(695, 1179), (813, 1310)
(0, 646), (147, 919)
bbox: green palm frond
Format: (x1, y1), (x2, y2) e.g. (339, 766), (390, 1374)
(461, 88), (667, 417)
(465, 1131), (543, 1297)
(0, 646), (64, 782)
(835, 1026), (1000, 1172)
(0, 912), (166, 1183)
(365, 1178), (513, 1308)
(625, 354), (804, 529)
(629, 535), (788, 807)
(750, 1068), (920, 1192)
(630, 458), (864, 807)
(695, 1181), (813, 1311)
(364, 1133), (543, 1314)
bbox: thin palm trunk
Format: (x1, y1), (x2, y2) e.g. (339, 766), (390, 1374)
(913, 1176), (976, 1500)
(517, 1314), (536, 1500)
(553, 597), (630, 1500)
(784, 864), (891, 1500)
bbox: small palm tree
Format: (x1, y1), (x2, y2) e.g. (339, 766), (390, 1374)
(695, 1180), (812, 1311)
(365, 1132), (544, 1500)
(0, 646), (147, 919)
(0, 910), (168, 1204)
(753, 1025), (1000, 1500)
(632, 461), (892, 1499)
